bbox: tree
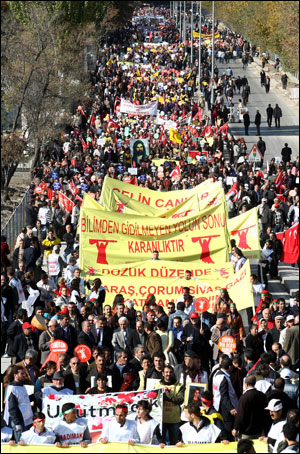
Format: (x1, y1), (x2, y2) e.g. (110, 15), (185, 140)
(1, 132), (28, 198)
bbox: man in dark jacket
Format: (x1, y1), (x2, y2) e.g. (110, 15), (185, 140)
(77, 320), (96, 350)
(23, 239), (40, 271)
(25, 200), (37, 227)
(54, 313), (78, 357)
(233, 375), (269, 439)
(127, 320), (148, 356)
(254, 109), (261, 135)
(12, 322), (39, 363)
(109, 349), (137, 392)
(6, 309), (27, 359)
(181, 312), (212, 371)
(266, 104), (273, 127)
(245, 324), (264, 362)
(281, 143), (292, 164)
(257, 137), (266, 167)
(63, 357), (88, 394)
(243, 112), (250, 135)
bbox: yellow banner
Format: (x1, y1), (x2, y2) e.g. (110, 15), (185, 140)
(193, 31), (220, 38)
(79, 202), (229, 266)
(228, 208), (261, 259)
(169, 128), (182, 144)
(81, 260), (253, 312)
(1, 439), (268, 453)
(108, 189), (226, 219)
(100, 176), (222, 212)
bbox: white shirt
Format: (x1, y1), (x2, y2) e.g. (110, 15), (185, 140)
(136, 418), (160, 445)
(53, 418), (89, 445)
(99, 418), (140, 443)
(20, 426), (56, 445)
(179, 421), (221, 444)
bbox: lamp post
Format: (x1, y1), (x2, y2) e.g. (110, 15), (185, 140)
(198, 1), (202, 88)
(210, 1), (215, 107)
(191, 1), (193, 66)
(183, 1), (186, 44)
(179, 1), (182, 39)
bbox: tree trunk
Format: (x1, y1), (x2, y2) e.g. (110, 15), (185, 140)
(31, 136), (41, 178)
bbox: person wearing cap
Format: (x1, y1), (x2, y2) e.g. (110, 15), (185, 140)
(259, 399), (287, 452)
(11, 323), (39, 363)
(176, 402), (221, 446)
(181, 312), (211, 370)
(99, 404), (140, 445)
(233, 374), (269, 440)
(42, 371), (73, 399)
(9, 412), (56, 446)
(279, 314), (295, 349)
(3, 365), (34, 442)
(53, 402), (91, 447)
(283, 314), (299, 365)
(257, 197), (272, 236)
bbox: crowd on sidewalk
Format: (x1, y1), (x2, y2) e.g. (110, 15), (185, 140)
(1, 4), (299, 451)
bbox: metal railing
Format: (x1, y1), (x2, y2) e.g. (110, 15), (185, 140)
(1, 186), (31, 252)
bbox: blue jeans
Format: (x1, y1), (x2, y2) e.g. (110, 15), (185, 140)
(162, 422), (180, 445)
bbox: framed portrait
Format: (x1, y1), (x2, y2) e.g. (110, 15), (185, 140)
(184, 382), (207, 407)
(130, 139), (149, 166)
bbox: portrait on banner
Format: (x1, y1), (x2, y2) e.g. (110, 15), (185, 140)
(184, 382), (207, 406)
(130, 139), (149, 166)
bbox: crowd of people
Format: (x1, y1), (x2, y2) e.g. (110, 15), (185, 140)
(1, 4), (299, 452)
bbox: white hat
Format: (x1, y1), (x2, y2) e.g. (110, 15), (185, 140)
(280, 369), (292, 380)
(287, 315), (295, 322)
(265, 399), (283, 412)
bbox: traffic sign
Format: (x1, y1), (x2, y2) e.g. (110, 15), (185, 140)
(50, 340), (68, 354)
(74, 344), (92, 362)
(218, 335), (236, 354)
(194, 297), (210, 313)
(246, 144), (263, 162)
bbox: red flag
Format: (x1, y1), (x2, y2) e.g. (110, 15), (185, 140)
(274, 171), (284, 191)
(130, 176), (138, 185)
(41, 352), (60, 371)
(58, 191), (75, 213)
(90, 114), (96, 126)
(77, 105), (86, 117)
(201, 125), (213, 138)
(114, 97), (121, 112)
(226, 181), (238, 202)
(81, 138), (88, 150)
(170, 165), (181, 180)
(47, 187), (55, 200)
(107, 118), (120, 131)
(69, 180), (78, 196)
(159, 126), (166, 145)
(182, 106), (186, 118)
(193, 108), (202, 122)
(219, 122), (228, 139)
(276, 224), (299, 263)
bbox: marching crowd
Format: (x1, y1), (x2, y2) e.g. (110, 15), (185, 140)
(1, 4), (299, 452)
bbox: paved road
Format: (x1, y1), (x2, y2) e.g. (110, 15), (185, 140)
(217, 58), (299, 165)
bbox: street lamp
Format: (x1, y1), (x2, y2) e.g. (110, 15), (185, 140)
(191, 1), (193, 66)
(198, 1), (202, 87)
(210, 1), (215, 107)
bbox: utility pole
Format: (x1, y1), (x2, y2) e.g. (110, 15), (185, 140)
(175, 1), (178, 27)
(179, 1), (182, 39)
(191, 1), (193, 66)
(210, 1), (215, 107)
(183, 1), (186, 43)
(198, 1), (202, 87)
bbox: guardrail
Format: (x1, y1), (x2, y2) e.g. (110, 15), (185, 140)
(1, 187), (30, 252)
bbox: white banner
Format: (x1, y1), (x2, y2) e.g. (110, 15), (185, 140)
(155, 116), (177, 130)
(44, 389), (162, 444)
(120, 99), (158, 116)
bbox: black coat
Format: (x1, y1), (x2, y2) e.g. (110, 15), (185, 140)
(181, 322), (212, 371)
(23, 246), (40, 271)
(55, 324), (78, 356)
(127, 329), (148, 356)
(94, 325), (113, 350)
(64, 369), (89, 394)
(245, 333), (264, 362)
(77, 330), (96, 350)
(6, 320), (24, 356)
(109, 362), (137, 392)
(129, 357), (143, 372)
(12, 332), (39, 362)
(243, 113), (250, 126)
(234, 388), (269, 436)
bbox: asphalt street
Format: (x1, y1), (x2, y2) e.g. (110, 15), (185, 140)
(217, 57), (299, 165)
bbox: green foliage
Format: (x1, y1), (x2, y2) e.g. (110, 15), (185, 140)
(203, 1), (299, 73)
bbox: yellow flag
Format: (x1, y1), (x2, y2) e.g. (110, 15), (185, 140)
(169, 128), (182, 144)
(228, 208), (260, 259)
(136, 68), (140, 76)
